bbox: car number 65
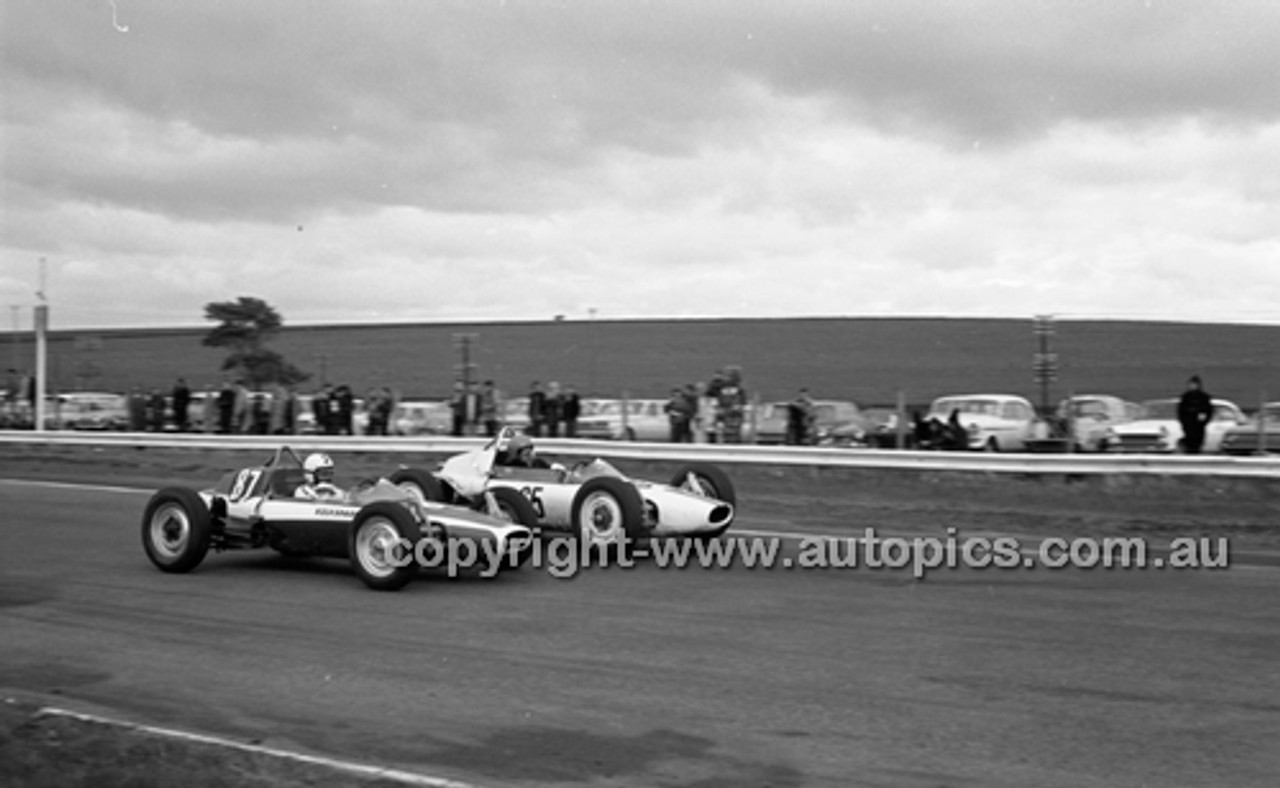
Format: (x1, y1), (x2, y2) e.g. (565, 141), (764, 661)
(519, 486), (546, 518)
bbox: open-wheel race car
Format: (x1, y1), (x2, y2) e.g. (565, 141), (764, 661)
(386, 429), (737, 554)
(141, 446), (535, 591)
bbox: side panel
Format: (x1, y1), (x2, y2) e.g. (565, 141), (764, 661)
(488, 479), (577, 530)
(257, 500), (362, 557)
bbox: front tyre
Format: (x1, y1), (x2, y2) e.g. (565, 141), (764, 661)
(482, 487), (540, 572)
(348, 502), (421, 591)
(669, 463), (736, 508)
(141, 487), (212, 573)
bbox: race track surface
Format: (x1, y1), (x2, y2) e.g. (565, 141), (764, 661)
(2, 477), (1278, 787)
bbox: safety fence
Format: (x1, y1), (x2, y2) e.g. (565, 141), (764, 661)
(2, 430), (1278, 478)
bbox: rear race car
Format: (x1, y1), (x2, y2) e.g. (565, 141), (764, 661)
(389, 430), (736, 555)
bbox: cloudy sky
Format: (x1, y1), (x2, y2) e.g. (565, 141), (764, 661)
(2, 0), (1278, 330)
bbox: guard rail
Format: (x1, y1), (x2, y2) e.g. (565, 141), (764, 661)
(2, 430), (1278, 478)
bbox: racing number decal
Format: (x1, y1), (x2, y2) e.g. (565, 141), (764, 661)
(228, 469), (263, 502)
(519, 486), (546, 518)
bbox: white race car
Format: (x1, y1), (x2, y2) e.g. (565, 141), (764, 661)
(389, 431), (736, 552)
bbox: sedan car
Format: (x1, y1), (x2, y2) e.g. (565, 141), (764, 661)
(926, 394), (1037, 452)
(575, 398), (671, 441)
(1219, 402), (1280, 455)
(141, 446), (535, 590)
(392, 400), (452, 436)
(48, 392), (129, 431)
(1103, 398), (1246, 453)
(749, 399), (866, 446)
(1055, 394), (1140, 452)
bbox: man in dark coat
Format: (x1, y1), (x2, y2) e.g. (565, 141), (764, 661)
(171, 378), (191, 432)
(527, 381), (546, 437)
(1177, 375), (1214, 454)
(561, 385), (581, 438)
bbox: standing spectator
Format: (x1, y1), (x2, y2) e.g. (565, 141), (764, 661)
(171, 378), (192, 432)
(786, 388), (815, 445)
(4, 368), (18, 424)
(1177, 375), (1214, 454)
(543, 381), (563, 438)
(366, 386), (393, 436)
(334, 384), (355, 435)
(217, 381), (235, 434)
(691, 383), (711, 443)
(313, 385), (333, 435)
(283, 385), (300, 434)
(450, 380), (468, 437)
(479, 380), (501, 437)
(201, 382), (218, 433)
(232, 379), (251, 433)
(717, 366), (748, 444)
(128, 386), (148, 432)
(665, 386), (693, 443)
(146, 388), (167, 432)
(527, 381), (546, 437)
(561, 384), (581, 438)
(269, 383), (289, 435)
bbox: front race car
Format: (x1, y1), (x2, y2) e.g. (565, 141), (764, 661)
(141, 446), (534, 591)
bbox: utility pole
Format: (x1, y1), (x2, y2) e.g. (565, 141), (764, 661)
(34, 258), (49, 432)
(587, 308), (597, 395)
(9, 306), (18, 373)
(453, 333), (480, 391)
(453, 333), (480, 435)
(1032, 314), (1057, 418)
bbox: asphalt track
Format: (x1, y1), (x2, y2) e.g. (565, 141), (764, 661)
(2, 478), (1279, 787)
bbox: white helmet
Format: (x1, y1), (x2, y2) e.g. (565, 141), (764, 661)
(303, 452), (335, 485)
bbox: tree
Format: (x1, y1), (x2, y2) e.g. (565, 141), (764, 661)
(202, 297), (309, 388)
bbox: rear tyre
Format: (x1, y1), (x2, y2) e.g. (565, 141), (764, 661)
(388, 468), (445, 503)
(141, 487), (212, 573)
(571, 477), (645, 562)
(348, 502), (421, 591)
(486, 487), (540, 527)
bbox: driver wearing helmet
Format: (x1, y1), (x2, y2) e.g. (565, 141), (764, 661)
(296, 452), (343, 499)
(496, 433), (552, 469)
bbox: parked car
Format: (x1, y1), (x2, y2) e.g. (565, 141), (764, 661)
(861, 407), (907, 449)
(1218, 402), (1280, 455)
(748, 399), (866, 446)
(49, 392), (129, 431)
(577, 398), (670, 441)
(392, 400), (452, 436)
(1055, 394), (1139, 452)
(1103, 398), (1246, 453)
(926, 394), (1037, 452)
